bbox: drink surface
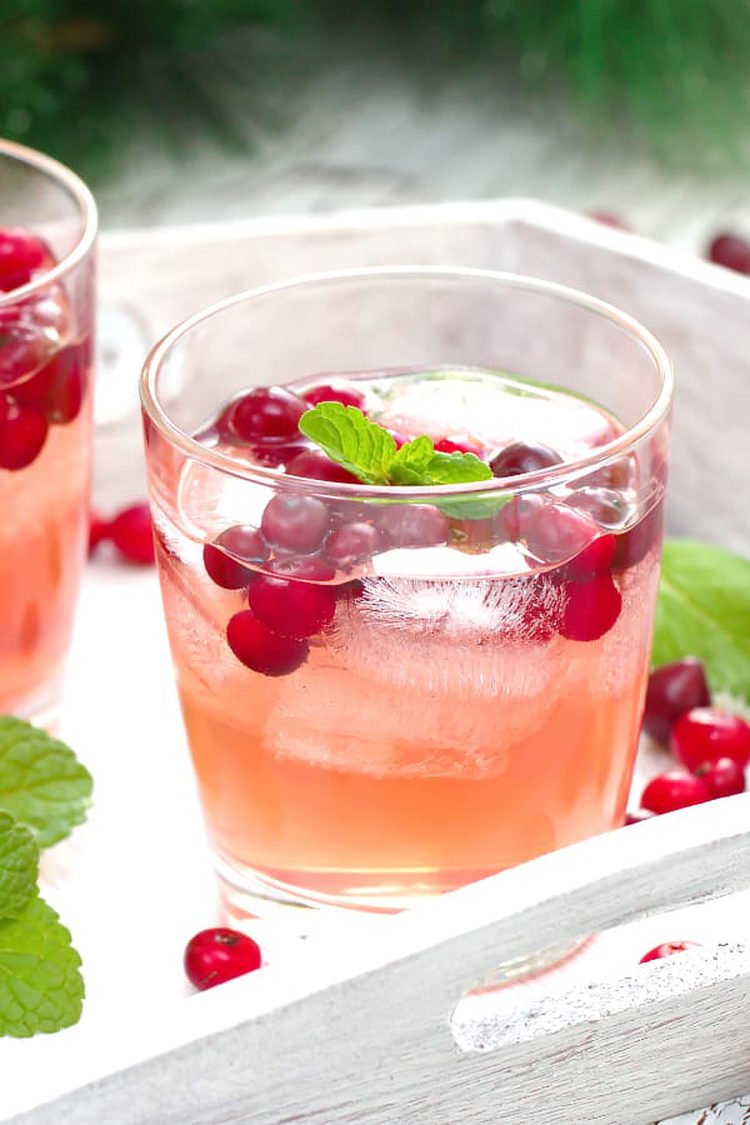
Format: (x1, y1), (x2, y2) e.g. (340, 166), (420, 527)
(153, 367), (663, 909)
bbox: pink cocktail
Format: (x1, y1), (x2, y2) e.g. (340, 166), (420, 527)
(141, 269), (672, 917)
(0, 143), (96, 723)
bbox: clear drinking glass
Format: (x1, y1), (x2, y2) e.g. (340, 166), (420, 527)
(0, 141), (97, 725)
(140, 267), (672, 922)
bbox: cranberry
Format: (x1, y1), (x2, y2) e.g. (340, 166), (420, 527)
(640, 770), (711, 815)
(220, 388), (307, 444)
(286, 449), (360, 484)
(434, 437), (484, 456)
(203, 525), (268, 589)
(248, 574), (336, 638)
(248, 442), (309, 469)
(642, 659), (711, 745)
(559, 573), (622, 642)
(0, 394), (48, 470)
(625, 810), (654, 825)
(109, 503), (155, 565)
(261, 494), (330, 554)
(564, 533), (616, 582)
(566, 487), (628, 528)
(0, 228), (49, 291)
(708, 233), (750, 274)
(670, 707), (750, 771)
(227, 610), (309, 675)
(14, 343), (85, 424)
(88, 511), (110, 555)
(269, 555), (336, 583)
(519, 497), (600, 565)
(324, 522), (382, 569)
(184, 927), (261, 991)
(301, 382), (367, 410)
(640, 941), (699, 964)
(696, 757), (746, 799)
(377, 504), (449, 548)
(490, 442), (562, 478)
(612, 503), (664, 570)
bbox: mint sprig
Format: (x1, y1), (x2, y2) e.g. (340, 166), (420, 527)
(298, 403), (493, 488)
(0, 717), (92, 1037)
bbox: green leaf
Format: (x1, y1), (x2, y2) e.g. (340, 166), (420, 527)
(389, 440), (493, 487)
(0, 812), (38, 921)
(387, 435), (436, 484)
(298, 403), (396, 485)
(0, 718), (93, 849)
(652, 539), (750, 700)
(0, 895), (83, 1037)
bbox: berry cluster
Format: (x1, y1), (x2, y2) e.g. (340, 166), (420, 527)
(89, 503), (156, 566)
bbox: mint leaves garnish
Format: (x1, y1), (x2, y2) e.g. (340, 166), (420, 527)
(652, 540), (750, 701)
(298, 403), (493, 488)
(0, 717), (92, 1036)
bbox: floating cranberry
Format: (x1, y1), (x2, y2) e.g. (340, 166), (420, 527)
(566, 487), (628, 528)
(564, 533), (616, 582)
(220, 387), (307, 444)
(696, 757), (746, 800)
(377, 504), (449, 548)
(227, 610), (309, 675)
(203, 525), (268, 589)
(184, 927), (262, 991)
(261, 494), (330, 554)
(612, 503), (664, 570)
(640, 941), (699, 964)
(286, 449), (360, 484)
(640, 770), (711, 815)
(0, 228), (50, 291)
(625, 810), (654, 825)
(708, 233), (750, 274)
(490, 442), (562, 478)
(14, 343), (85, 423)
(519, 496), (600, 565)
(109, 503), (155, 565)
(248, 442), (309, 469)
(269, 554), (336, 583)
(324, 522), (382, 569)
(0, 394), (48, 470)
(670, 707), (750, 771)
(642, 659), (711, 745)
(559, 573), (622, 642)
(434, 437), (484, 456)
(88, 511), (110, 555)
(301, 382), (367, 410)
(249, 574), (336, 638)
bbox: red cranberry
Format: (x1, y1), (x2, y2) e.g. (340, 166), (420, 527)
(490, 442), (562, 478)
(0, 228), (50, 291)
(227, 610), (309, 675)
(109, 503), (155, 565)
(324, 522), (382, 569)
(612, 503), (664, 570)
(377, 504), (449, 548)
(434, 437), (484, 456)
(519, 496), (600, 565)
(14, 343), (85, 424)
(0, 394), (48, 470)
(220, 388), (307, 444)
(203, 525), (268, 589)
(640, 770), (711, 815)
(248, 574), (336, 638)
(640, 941), (699, 964)
(269, 555), (336, 582)
(708, 233), (750, 274)
(564, 533), (616, 582)
(261, 494), (330, 553)
(642, 659), (711, 745)
(301, 382), (367, 410)
(625, 810), (654, 825)
(184, 927), (261, 991)
(248, 442), (309, 469)
(286, 449), (360, 484)
(566, 487), (628, 527)
(559, 573), (622, 642)
(88, 511), (110, 555)
(670, 707), (750, 771)
(696, 757), (746, 799)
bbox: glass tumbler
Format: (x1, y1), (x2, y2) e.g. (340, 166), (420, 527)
(0, 141), (97, 725)
(140, 267), (672, 921)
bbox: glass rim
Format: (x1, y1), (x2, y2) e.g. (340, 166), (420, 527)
(140, 265), (674, 500)
(0, 139), (98, 308)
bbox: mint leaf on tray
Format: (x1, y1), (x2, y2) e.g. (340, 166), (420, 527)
(0, 895), (84, 1037)
(653, 539), (750, 701)
(0, 717), (93, 848)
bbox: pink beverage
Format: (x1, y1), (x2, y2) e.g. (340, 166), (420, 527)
(142, 269), (672, 915)
(0, 144), (96, 723)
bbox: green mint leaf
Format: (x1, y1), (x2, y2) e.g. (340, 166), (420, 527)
(0, 717), (93, 848)
(0, 812), (38, 920)
(389, 438), (493, 487)
(298, 403), (396, 485)
(0, 895), (83, 1037)
(387, 435), (439, 484)
(652, 539), (750, 700)
(437, 493), (511, 520)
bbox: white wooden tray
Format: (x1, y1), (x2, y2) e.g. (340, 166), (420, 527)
(5, 200), (750, 1124)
